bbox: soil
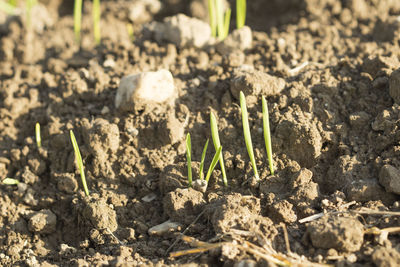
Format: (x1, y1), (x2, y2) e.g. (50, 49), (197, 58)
(1, 0), (400, 266)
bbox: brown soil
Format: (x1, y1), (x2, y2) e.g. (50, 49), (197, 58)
(1, 0), (400, 266)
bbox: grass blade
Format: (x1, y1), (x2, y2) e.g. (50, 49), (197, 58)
(223, 8), (231, 39)
(74, 0), (83, 44)
(205, 146), (222, 183)
(2, 178), (19, 185)
(0, 1), (17, 15)
(236, 0), (246, 29)
(210, 112), (227, 186)
(262, 96), (275, 175)
(92, 0), (101, 45)
(8, 0), (17, 7)
(199, 139), (209, 180)
(240, 92), (259, 179)
(70, 130), (90, 196)
(215, 0), (224, 39)
(35, 122), (41, 148)
(186, 133), (192, 187)
(208, 0), (217, 37)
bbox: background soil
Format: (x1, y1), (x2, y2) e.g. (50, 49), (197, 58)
(1, 0), (400, 266)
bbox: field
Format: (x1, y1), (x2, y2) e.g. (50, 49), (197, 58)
(1, 0), (400, 266)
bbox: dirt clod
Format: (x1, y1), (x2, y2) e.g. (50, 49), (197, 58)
(28, 209), (57, 235)
(163, 187), (206, 225)
(379, 164), (400, 195)
(82, 199), (118, 232)
(306, 216), (364, 252)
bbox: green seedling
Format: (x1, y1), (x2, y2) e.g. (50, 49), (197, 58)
(240, 91), (259, 180)
(70, 130), (89, 196)
(236, 0), (246, 29)
(25, 0), (37, 29)
(35, 122), (41, 148)
(210, 112), (227, 186)
(208, 0), (217, 37)
(262, 96), (275, 175)
(8, 0), (17, 7)
(208, 0), (231, 40)
(186, 133), (192, 187)
(92, 0), (101, 44)
(74, 0), (83, 44)
(199, 139), (209, 180)
(204, 146), (222, 183)
(0, 1), (18, 15)
(126, 23), (134, 41)
(2, 178), (19, 185)
(223, 7), (231, 39)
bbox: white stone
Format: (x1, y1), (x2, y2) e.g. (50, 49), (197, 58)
(152, 14), (211, 48)
(115, 69), (176, 111)
(148, 220), (181, 236)
(216, 26), (252, 55)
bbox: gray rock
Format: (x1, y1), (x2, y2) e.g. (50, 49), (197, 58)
(28, 209), (57, 234)
(230, 69), (285, 108)
(379, 164), (400, 195)
(151, 13), (211, 48)
(389, 69), (400, 104)
(115, 69), (176, 112)
(216, 26), (252, 55)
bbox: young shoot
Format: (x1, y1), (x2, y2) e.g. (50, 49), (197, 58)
(199, 139), (209, 180)
(26, 0), (37, 28)
(204, 146), (222, 183)
(236, 0), (246, 29)
(240, 91), (259, 180)
(35, 122), (41, 148)
(2, 178), (19, 185)
(74, 0), (83, 44)
(210, 112), (227, 186)
(8, 0), (17, 7)
(262, 96), (275, 175)
(208, 0), (217, 37)
(186, 133), (192, 187)
(0, 1), (17, 15)
(223, 8), (231, 39)
(208, 0), (231, 40)
(70, 130), (90, 196)
(92, 0), (101, 45)
(126, 23), (134, 41)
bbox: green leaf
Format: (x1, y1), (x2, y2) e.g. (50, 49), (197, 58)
(2, 178), (19, 185)
(74, 0), (83, 44)
(240, 91), (259, 179)
(205, 146), (222, 183)
(93, 0), (101, 45)
(210, 112), (228, 186)
(70, 130), (90, 196)
(199, 139), (209, 180)
(236, 0), (246, 29)
(186, 133), (192, 187)
(35, 122), (41, 148)
(262, 96), (275, 175)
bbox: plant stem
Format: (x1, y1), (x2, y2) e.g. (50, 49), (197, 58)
(199, 139), (209, 180)
(186, 133), (192, 187)
(262, 96), (274, 175)
(240, 91), (259, 179)
(35, 122), (41, 148)
(210, 112), (228, 186)
(93, 0), (101, 45)
(74, 0), (83, 44)
(70, 130), (90, 196)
